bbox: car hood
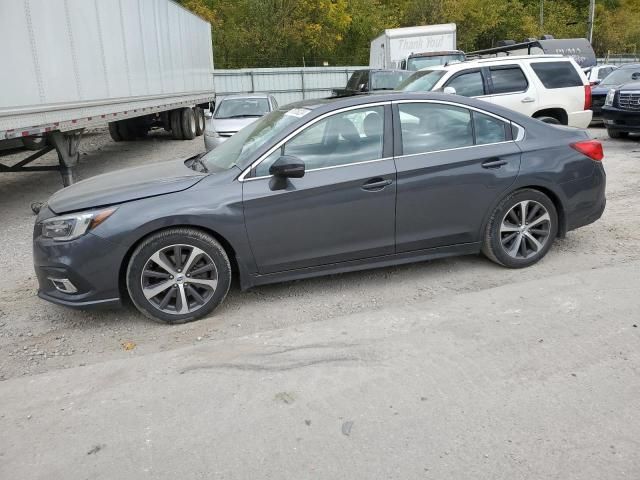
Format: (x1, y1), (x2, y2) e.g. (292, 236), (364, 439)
(592, 82), (632, 94)
(209, 117), (260, 133)
(47, 158), (207, 214)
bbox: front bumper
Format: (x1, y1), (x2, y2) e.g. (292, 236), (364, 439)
(203, 132), (230, 151)
(33, 228), (124, 309)
(602, 106), (640, 132)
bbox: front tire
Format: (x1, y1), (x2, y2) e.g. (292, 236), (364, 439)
(194, 107), (205, 136)
(126, 228), (232, 324)
(482, 189), (558, 268)
(607, 129), (628, 139)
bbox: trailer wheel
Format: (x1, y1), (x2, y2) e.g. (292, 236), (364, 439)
(108, 122), (123, 142)
(170, 110), (183, 140)
(194, 107), (205, 136)
(181, 108), (197, 140)
(117, 120), (137, 141)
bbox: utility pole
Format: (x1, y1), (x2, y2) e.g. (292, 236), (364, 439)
(540, 0), (544, 35)
(587, 0), (596, 43)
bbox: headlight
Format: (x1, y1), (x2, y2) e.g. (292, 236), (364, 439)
(41, 207), (117, 241)
(605, 89), (615, 106)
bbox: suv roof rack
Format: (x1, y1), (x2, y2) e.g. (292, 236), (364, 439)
(466, 38), (596, 68)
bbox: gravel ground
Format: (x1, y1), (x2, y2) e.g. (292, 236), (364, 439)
(0, 127), (639, 382)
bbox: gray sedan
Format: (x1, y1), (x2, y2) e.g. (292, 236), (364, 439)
(204, 94), (278, 151)
(34, 93), (606, 323)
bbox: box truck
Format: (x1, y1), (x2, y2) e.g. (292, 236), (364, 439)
(0, 0), (215, 186)
(369, 24), (461, 71)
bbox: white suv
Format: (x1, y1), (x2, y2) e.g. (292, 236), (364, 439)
(398, 55), (592, 128)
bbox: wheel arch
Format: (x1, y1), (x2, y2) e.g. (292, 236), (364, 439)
(480, 184), (568, 243)
(533, 108), (568, 125)
(117, 224), (241, 304)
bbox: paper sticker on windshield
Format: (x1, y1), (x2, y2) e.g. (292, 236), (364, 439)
(285, 108), (311, 118)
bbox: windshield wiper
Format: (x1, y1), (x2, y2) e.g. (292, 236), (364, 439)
(216, 114), (263, 119)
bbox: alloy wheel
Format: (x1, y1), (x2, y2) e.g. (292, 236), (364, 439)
(141, 244), (218, 315)
(499, 200), (551, 259)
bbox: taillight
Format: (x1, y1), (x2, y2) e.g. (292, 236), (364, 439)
(571, 139), (603, 161)
(584, 84), (592, 110)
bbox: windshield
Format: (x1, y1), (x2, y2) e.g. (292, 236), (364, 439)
(370, 71), (414, 90)
(600, 66), (640, 86)
(215, 98), (270, 119)
(396, 70), (446, 92)
(202, 107), (309, 171)
(406, 54), (466, 71)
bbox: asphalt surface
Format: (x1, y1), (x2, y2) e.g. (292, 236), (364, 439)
(0, 127), (639, 479)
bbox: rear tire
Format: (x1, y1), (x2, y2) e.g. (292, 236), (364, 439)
(482, 189), (558, 268)
(607, 129), (628, 139)
(170, 110), (183, 140)
(181, 107), (197, 140)
(194, 107), (205, 136)
(126, 228), (232, 324)
(535, 115), (561, 125)
(108, 122), (123, 142)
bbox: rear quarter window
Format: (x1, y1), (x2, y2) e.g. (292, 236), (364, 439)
(530, 61), (583, 89)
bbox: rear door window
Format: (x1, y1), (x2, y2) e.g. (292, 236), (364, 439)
(489, 66), (529, 94)
(473, 111), (508, 145)
(444, 70), (485, 97)
(530, 61), (583, 88)
(398, 103), (473, 155)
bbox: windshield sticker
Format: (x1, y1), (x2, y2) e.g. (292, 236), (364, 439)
(285, 108), (311, 118)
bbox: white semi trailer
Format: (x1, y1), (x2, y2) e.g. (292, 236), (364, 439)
(369, 23), (459, 70)
(0, 0), (215, 186)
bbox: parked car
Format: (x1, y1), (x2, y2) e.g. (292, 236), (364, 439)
(397, 55), (593, 127)
(332, 69), (413, 97)
(34, 93), (606, 323)
(584, 64), (618, 85)
(602, 80), (640, 139)
(204, 94), (278, 150)
(592, 63), (640, 123)
(404, 50), (466, 71)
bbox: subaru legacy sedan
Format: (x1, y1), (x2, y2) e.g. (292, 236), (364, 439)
(34, 93), (606, 323)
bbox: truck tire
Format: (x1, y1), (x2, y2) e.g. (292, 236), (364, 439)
(130, 117), (150, 138)
(108, 122), (123, 142)
(181, 108), (197, 140)
(170, 110), (183, 140)
(194, 107), (205, 136)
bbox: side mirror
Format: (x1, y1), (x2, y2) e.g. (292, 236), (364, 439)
(590, 79), (601, 86)
(632, 72), (640, 81)
(269, 155), (305, 178)
(443, 86), (457, 95)
(204, 110), (213, 119)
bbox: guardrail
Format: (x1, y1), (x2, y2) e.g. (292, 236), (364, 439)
(597, 55), (639, 65)
(213, 66), (367, 106)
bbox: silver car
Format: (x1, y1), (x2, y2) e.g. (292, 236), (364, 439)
(204, 94), (278, 150)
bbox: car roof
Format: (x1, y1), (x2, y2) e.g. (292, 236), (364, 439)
(217, 94), (271, 100)
(421, 54), (570, 72)
(278, 91), (533, 123)
(618, 63), (640, 70)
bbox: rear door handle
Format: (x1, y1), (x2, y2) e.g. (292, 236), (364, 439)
(481, 159), (508, 169)
(521, 97), (535, 103)
(361, 178), (392, 191)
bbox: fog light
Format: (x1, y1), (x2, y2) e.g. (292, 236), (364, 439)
(48, 278), (78, 294)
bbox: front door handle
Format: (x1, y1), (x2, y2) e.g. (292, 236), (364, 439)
(361, 178), (392, 191)
(482, 159), (508, 169)
(521, 97), (535, 103)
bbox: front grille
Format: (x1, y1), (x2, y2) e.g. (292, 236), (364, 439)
(618, 92), (640, 111)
